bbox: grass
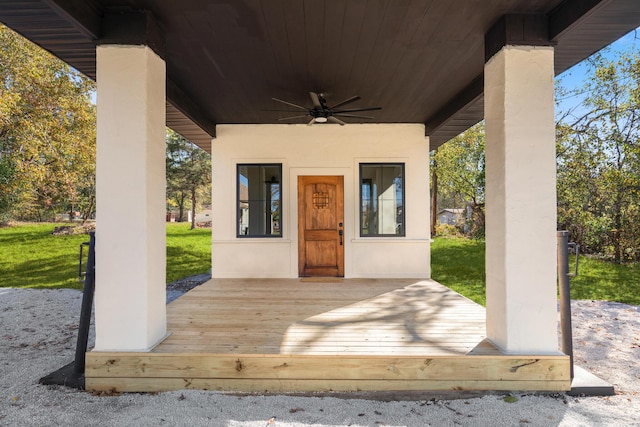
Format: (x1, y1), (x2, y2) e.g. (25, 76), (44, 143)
(0, 223), (90, 289)
(431, 237), (640, 306)
(166, 223), (211, 282)
(431, 237), (487, 305)
(569, 255), (640, 305)
(0, 222), (211, 289)
(2, 224), (637, 305)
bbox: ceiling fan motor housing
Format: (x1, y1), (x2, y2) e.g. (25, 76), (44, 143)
(272, 92), (381, 125)
(310, 107), (330, 118)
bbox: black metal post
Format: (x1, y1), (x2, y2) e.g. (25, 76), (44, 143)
(557, 230), (574, 379)
(74, 231), (95, 376)
(78, 241), (89, 280)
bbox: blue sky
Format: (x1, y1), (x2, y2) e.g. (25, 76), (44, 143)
(555, 27), (639, 115)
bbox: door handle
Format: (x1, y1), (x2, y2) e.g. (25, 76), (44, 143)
(338, 229), (343, 246)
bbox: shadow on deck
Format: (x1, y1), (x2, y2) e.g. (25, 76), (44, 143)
(86, 279), (570, 393)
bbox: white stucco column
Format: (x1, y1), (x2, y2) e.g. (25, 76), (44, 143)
(94, 45), (167, 351)
(484, 45), (558, 354)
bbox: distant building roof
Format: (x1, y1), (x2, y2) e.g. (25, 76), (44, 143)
(438, 209), (465, 215)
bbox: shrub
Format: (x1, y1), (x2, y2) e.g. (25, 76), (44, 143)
(435, 223), (460, 237)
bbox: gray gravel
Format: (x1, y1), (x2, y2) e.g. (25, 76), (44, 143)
(166, 273), (211, 303)
(1, 287), (639, 426)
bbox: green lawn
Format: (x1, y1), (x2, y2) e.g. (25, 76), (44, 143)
(2, 225), (637, 305)
(569, 255), (640, 305)
(0, 222), (211, 289)
(431, 237), (487, 305)
(165, 223), (211, 282)
(431, 237), (640, 306)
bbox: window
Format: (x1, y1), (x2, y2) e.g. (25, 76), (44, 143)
(237, 164), (282, 237)
(360, 163), (405, 236)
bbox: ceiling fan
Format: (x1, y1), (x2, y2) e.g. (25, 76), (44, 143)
(271, 92), (381, 125)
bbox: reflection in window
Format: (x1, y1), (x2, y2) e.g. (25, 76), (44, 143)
(360, 163), (405, 236)
(237, 164), (281, 237)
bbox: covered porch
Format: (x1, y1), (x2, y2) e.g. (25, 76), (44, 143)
(85, 279), (569, 393)
(1, 0), (637, 394)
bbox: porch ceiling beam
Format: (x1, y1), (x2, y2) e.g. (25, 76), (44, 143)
(43, 0), (102, 40)
(548, 0), (605, 41)
(484, 13), (553, 63)
(98, 9), (216, 142)
(424, 75), (483, 150)
(98, 9), (165, 60)
(548, 0), (640, 73)
(166, 80), (218, 140)
(427, 13), (553, 150)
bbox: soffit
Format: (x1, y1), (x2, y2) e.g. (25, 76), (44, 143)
(1, 0), (639, 152)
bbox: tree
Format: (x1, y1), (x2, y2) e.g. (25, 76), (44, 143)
(0, 24), (96, 222)
(430, 158), (438, 236)
(166, 129), (211, 229)
(557, 51), (640, 262)
(431, 122), (486, 237)
(0, 140), (19, 225)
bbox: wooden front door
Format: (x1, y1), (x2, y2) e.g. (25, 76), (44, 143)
(298, 176), (344, 277)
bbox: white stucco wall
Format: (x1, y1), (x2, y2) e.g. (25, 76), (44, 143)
(485, 45), (559, 354)
(212, 124), (430, 278)
(94, 45), (167, 351)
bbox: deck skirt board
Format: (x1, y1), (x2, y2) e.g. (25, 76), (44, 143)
(86, 278), (571, 393)
(86, 353), (569, 380)
(86, 378), (571, 393)
(86, 353), (570, 392)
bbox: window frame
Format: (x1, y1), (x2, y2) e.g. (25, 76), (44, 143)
(236, 163), (283, 238)
(359, 162), (406, 237)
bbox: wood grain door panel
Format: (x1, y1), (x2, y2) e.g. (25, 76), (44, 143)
(298, 176), (344, 277)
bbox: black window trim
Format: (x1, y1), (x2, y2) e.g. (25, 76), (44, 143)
(359, 162), (406, 238)
(236, 163), (283, 238)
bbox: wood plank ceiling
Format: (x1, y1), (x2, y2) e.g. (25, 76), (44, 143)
(1, 0), (639, 152)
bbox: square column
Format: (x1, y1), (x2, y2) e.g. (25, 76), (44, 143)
(484, 45), (558, 354)
(94, 45), (167, 351)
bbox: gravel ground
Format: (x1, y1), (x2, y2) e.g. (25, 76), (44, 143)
(1, 286), (639, 427)
(166, 273), (211, 303)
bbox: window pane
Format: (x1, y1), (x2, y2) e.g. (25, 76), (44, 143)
(360, 164), (404, 236)
(237, 164), (281, 237)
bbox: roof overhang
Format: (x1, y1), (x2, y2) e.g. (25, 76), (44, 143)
(1, 0), (639, 152)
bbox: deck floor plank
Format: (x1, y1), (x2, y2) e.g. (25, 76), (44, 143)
(86, 278), (570, 392)
(160, 279), (488, 355)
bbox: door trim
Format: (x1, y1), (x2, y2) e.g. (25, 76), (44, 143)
(298, 175), (344, 277)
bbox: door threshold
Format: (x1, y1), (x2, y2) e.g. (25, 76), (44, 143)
(300, 277), (344, 283)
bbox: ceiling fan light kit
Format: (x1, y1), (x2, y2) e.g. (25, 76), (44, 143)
(272, 92), (381, 126)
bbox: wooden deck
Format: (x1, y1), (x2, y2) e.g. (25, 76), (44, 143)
(86, 279), (570, 393)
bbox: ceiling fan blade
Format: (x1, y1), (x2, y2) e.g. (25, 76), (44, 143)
(329, 95), (360, 110)
(309, 92), (322, 107)
(307, 118), (316, 126)
(328, 116), (346, 126)
(333, 113), (375, 119)
(333, 106), (382, 113)
(272, 97), (308, 110)
(263, 109), (305, 113)
(278, 115), (309, 121)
